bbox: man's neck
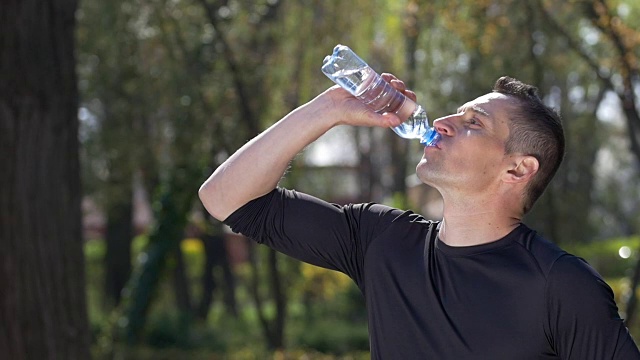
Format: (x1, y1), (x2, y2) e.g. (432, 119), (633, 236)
(438, 200), (522, 247)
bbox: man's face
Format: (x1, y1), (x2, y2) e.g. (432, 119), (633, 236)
(416, 93), (516, 195)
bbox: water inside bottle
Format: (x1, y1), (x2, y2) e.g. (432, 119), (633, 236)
(392, 106), (430, 139)
(328, 67), (374, 96)
(420, 127), (441, 147)
(322, 44), (441, 147)
(332, 69), (409, 117)
(391, 105), (441, 147)
(332, 69), (441, 146)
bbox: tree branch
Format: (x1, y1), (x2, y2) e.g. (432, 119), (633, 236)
(196, 0), (259, 135)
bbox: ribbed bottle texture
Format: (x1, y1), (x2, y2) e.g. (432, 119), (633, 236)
(322, 45), (440, 146)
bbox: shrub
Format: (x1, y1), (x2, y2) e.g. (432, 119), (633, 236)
(293, 318), (369, 355)
(564, 236), (640, 278)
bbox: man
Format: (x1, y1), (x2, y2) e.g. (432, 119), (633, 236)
(199, 74), (640, 359)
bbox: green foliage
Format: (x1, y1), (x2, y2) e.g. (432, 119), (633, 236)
(297, 263), (353, 302)
(388, 191), (411, 212)
(78, 0), (640, 356)
(123, 181), (202, 343)
(86, 235), (370, 357)
(292, 319), (370, 355)
(564, 236), (640, 278)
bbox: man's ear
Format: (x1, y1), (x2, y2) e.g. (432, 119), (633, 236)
(504, 155), (539, 183)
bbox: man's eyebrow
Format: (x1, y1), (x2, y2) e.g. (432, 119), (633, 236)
(471, 105), (491, 117)
(457, 104), (491, 118)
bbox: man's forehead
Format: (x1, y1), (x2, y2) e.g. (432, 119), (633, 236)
(458, 93), (515, 114)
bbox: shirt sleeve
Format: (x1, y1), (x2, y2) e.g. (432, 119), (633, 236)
(223, 187), (405, 287)
(545, 254), (640, 359)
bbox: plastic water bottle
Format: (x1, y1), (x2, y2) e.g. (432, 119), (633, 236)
(321, 44), (440, 147)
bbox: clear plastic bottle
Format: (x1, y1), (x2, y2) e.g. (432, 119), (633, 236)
(321, 44), (440, 147)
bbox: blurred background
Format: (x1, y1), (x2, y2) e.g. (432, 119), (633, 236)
(2, 0), (640, 359)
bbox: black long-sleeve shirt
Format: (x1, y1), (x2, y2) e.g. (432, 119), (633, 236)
(225, 187), (640, 359)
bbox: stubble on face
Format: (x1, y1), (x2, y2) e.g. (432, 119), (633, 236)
(415, 94), (515, 194)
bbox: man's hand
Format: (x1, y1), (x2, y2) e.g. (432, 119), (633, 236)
(313, 73), (416, 129)
(199, 73), (417, 221)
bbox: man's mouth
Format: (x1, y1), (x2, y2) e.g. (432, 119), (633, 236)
(422, 131), (442, 148)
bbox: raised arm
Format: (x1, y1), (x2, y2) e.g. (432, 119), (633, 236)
(199, 79), (409, 221)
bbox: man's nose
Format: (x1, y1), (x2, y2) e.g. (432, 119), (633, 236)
(433, 115), (457, 136)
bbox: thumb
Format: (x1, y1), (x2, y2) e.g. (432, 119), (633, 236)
(380, 112), (403, 128)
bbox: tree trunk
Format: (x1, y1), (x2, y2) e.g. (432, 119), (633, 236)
(197, 233), (218, 320)
(173, 242), (193, 314)
(197, 231), (238, 320)
(267, 248), (286, 349)
(124, 184), (194, 343)
(389, 134), (409, 198)
(219, 235), (238, 317)
(247, 243), (287, 350)
(104, 180), (133, 307)
(0, 0), (91, 358)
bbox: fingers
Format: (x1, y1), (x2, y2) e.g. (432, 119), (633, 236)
(321, 73), (417, 128)
(381, 112), (403, 127)
(403, 89), (417, 102)
(381, 73), (417, 102)
(381, 73), (401, 87)
(320, 86), (396, 128)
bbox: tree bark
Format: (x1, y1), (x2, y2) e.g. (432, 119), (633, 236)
(267, 248), (286, 349)
(247, 243), (287, 350)
(220, 245), (238, 317)
(197, 234), (218, 320)
(0, 0), (91, 358)
(173, 242), (193, 315)
(124, 176), (197, 343)
(104, 181), (133, 307)
(197, 229), (238, 320)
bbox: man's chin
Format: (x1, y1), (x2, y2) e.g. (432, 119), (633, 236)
(416, 167), (446, 189)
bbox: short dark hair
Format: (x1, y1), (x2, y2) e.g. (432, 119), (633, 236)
(493, 76), (565, 213)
